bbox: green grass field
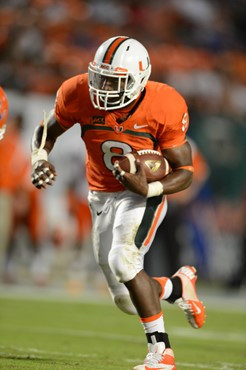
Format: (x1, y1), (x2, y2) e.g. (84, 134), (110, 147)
(0, 292), (245, 370)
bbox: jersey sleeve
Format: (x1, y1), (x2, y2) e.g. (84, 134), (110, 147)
(54, 75), (85, 129)
(157, 88), (189, 150)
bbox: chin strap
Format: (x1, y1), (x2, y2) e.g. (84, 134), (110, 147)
(31, 110), (53, 165)
(39, 110), (48, 150)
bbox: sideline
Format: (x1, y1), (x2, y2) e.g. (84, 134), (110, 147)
(0, 284), (246, 312)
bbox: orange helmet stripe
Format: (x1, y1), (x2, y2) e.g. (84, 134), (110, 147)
(102, 37), (128, 64)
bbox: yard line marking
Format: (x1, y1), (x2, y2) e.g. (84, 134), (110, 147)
(0, 351), (41, 360)
(1, 325), (246, 344)
(0, 325), (144, 343)
(0, 345), (96, 358)
(172, 327), (246, 343)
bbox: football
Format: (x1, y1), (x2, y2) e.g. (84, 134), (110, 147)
(117, 149), (170, 183)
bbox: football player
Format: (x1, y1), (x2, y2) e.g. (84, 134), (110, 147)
(0, 86), (8, 140)
(31, 36), (205, 369)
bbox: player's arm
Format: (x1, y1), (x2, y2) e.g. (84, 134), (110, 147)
(159, 140), (193, 195)
(31, 110), (66, 189)
(113, 141), (193, 198)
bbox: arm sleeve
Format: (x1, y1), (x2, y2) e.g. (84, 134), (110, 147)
(54, 76), (82, 129)
(158, 89), (189, 150)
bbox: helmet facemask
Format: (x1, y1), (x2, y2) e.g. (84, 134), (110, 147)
(88, 61), (150, 110)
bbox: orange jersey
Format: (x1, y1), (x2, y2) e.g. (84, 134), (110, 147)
(55, 74), (189, 192)
(0, 128), (29, 192)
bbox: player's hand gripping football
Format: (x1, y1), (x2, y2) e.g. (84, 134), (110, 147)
(113, 159), (148, 197)
(31, 160), (57, 189)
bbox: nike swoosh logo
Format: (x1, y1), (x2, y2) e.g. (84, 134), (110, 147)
(133, 123), (148, 129)
(96, 211), (102, 216)
(193, 302), (202, 314)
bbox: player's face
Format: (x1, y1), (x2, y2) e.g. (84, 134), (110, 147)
(100, 76), (119, 91)
(97, 76), (126, 103)
(88, 64), (137, 110)
(98, 76), (126, 91)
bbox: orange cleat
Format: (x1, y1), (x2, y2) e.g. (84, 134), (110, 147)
(172, 265), (206, 329)
(133, 343), (176, 370)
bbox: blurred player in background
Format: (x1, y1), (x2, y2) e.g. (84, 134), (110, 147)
(0, 86), (9, 275)
(0, 115), (44, 284)
(31, 36), (205, 369)
(0, 86), (8, 140)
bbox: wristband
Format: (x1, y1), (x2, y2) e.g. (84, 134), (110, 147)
(31, 148), (48, 165)
(147, 181), (164, 198)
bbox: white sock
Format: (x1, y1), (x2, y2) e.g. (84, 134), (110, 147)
(140, 311), (165, 333)
(154, 277), (173, 300)
(162, 279), (173, 300)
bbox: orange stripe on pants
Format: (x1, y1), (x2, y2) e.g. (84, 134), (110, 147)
(143, 198), (166, 247)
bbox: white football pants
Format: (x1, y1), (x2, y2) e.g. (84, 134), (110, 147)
(88, 190), (167, 314)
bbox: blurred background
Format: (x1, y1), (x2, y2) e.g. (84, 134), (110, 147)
(0, 0), (245, 298)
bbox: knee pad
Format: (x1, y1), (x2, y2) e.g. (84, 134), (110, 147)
(108, 245), (143, 283)
(114, 294), (137, 315)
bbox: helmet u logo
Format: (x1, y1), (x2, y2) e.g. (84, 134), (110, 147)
(139, 61), (144, 71)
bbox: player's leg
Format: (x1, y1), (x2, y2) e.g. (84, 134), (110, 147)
(110, 192), (176, 369)
(155, 266), (206, 329)
(88, 190), (137, 315)
(123, 190), (206, 330)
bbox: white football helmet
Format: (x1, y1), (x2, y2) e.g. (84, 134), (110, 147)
(88, 36), (151, 110)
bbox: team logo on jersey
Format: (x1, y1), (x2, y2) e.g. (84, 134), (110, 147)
(114, 125), (124, 133)
(92, 116), (105, 125)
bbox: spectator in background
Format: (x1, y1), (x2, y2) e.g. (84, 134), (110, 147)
(1, 0), (246, 119)
(189, 113), (246, 284)
(65, 180), (92, 293)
